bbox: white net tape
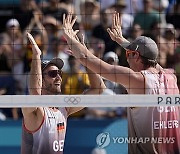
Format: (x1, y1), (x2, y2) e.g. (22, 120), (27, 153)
(0, 95), (179, 107)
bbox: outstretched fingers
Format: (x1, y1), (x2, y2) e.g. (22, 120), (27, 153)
(75, 35), (80, 42)
(63, 13), (70, 28)
(63, 13), (77, 33)
(107, 28), (112, 35)
(117, 13), (122, 27)
(115, 12), (118, 26)
(107, 28), (115, 38)
(79, 33), (88, 49)
(64, 13), (77, 26)
(67, 12), (71, 24)
(114, 12), (121, 27)
(71, 15), (77, 27)
(63, 14), (66, 26)
(112, 13), (116, 29)
(81, 34), (86, 46)
(74, 30), (79, 36)
(74, 30), (80, 42)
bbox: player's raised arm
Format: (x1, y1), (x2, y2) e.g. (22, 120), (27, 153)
(22, 33), (42, 115)
(65, 32), (107, 116)
(27, 32), (42, 95)
(62, 13), (144, 93)
(107, 12), (164, 73)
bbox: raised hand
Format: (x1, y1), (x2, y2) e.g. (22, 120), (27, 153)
(27, 32), (41, 56)
(63, 12), (89, 51)
(63, 13), (79, 41)
(107, 12), (128, 44)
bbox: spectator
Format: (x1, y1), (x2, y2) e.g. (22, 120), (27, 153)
(5, 18), (25, 94)
(89, 37), (105, 59)
(166, 0), (180, 29)
(164, 24), (179, 68)
(62, 55), (90, 95)
(0, 33), (22, 120)
(110, 0), (134, 37)
(23, 11), (48, 73)
(148, 22), (168, 68)
(59, 0), (75, 14)
(153, 0), (169, 26)
(43, 15), (60, 55)
(174, 45), (180, 88)
(128, 24), (144, 42)
(14, 0), (40, 30)
(103, 51), (127, 94)
(0, 33), (14, 95)
(133, 0), (160, 34)
(80, 0), (100, 37)
(42, 0), (68, 23)
(92, 8), (118, 53)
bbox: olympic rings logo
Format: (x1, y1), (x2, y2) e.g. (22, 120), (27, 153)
(64, 97), (81, 105)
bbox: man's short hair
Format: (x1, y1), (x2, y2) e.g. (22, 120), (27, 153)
(140, 56), (157, 68)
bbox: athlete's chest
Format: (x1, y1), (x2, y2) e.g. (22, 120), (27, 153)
(44, 108), (67, 134)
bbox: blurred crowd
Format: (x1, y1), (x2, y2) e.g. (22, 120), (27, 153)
(0, 0), (179, 120)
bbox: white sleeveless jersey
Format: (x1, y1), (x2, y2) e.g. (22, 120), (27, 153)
(21, 107), (68, 154)
(128, 70), (180, 154)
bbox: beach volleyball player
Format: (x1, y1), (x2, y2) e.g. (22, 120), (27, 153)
(62, 12), (180, 154)
(21, 33), (107, 154)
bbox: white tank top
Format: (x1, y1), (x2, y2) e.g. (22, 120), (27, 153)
(21, 107), (68, 154)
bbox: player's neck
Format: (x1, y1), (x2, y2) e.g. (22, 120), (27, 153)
(42, 89), (61, 95)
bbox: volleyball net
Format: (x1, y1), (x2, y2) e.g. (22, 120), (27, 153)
(0, 95), (179, 107)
